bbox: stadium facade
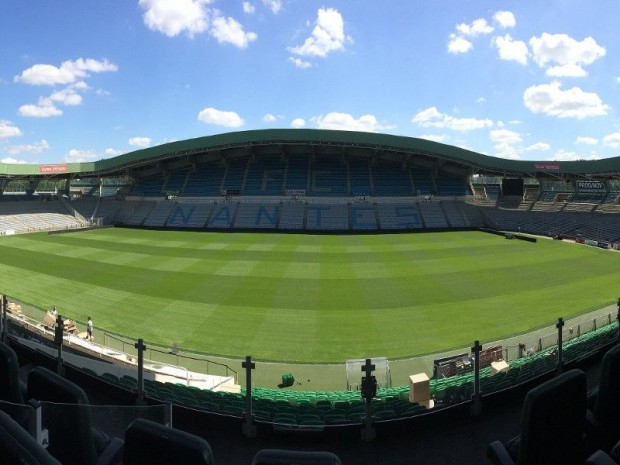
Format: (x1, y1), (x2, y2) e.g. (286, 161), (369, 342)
(1, 129), (619, 243)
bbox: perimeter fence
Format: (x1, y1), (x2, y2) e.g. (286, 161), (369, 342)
(1, 293), (619, 429)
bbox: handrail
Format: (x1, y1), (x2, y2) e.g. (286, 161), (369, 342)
(103, 332), (238, 382)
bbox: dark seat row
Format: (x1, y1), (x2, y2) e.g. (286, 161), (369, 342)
(488, 344), (620, 465)
(1, 341), (342, 464)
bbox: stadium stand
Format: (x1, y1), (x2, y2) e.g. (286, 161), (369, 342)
(372, 161), (412, 196)
(167, 201), (214, 228)
(411, 168), (434, 196)
(143, 201), (175, 227)
(243, 156), (285, 196)
(222, 158), (248, 194)
(283, 154), (309, 192)
(164, 170), (190, 197)
(417, 201), (449, 228)
(306, 203), (349, 230)
(277, 201), (305, 229)
(375, 200), (422, 230)
(350, 204), (377, 230)
(434, 173), (469, 197)
(132, 174), (164, 197)
(234, 202), (280, 229)
(349, 158), (372, 196)
(183, 162), (226, 197)
(440, 201), (468, 228)
(308, 155), (348, 196)
(2, 130), (620, 464)
(206, 202), (237, 229)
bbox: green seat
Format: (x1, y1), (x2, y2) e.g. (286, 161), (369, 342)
(100, 372), (120, 385)
(273, 413), (297, 425)
(324, 413), (348, 424)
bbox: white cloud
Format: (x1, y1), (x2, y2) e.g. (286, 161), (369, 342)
(412, 107), (493, 131)
(197, 107), (244, 127)
(575, 136), (598, 145)
(263, 113), (277, 123)
(312, 112), (393, 132)
(63, 149), (98, 163)
(490, 129), (522, 144)
(289, 8), (350, 60)
(529, 33), (606, 77)
(210, 13), (257, 48)
(14, 58), (117, 86)
(0, 120), (22, 139)
(493, 142), (520, 160)
(140, 0), (256, 48)
(290, 118), (305, 128)
(418, 134), (448, 143)
(129, 137), (152, 147)
(525, 142), (551, 152)
(1, 157), (29, 164)
(16, 64), (110, 119)
(49, 86), (83, 106)
(523, 82), (610, 119)
(289, 57), (312, 69)
(139, 0), (210, 38)
(603, 132), (620, 148)
(18, 99), (63, 118)
(447, 34), (473, 54)
(493, 34), (528, 65)
(262, 0), (281, 14)
(104, 148), (124, 157)
(546, 64), (587, 78)
(494, 11), (516, 29)
(456, 18), (493, 37)
(243, 2), (255, 14)
(7, 139), (50, 155)
(552, 149), (599, 161)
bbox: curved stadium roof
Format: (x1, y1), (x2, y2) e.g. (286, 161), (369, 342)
(2, 129), (619, 179)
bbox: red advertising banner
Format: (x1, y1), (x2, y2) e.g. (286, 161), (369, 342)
(534, 162), (560, 171)
(39, 164), (67, 174)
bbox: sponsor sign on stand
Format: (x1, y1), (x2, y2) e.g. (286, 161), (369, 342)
(577, 180), (605, 191)
(39, 164), (67, 174)
(534, 162), (560, 171)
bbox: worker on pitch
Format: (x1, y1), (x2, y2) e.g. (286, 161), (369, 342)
(87, 316), (93, 341)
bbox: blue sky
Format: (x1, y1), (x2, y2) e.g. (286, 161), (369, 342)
(1, 0), (619, 165)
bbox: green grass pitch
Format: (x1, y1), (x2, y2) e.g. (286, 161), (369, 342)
(0, 228), (618, 363)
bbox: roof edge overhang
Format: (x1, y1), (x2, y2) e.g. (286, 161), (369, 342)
(1, 129), (619, 179)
